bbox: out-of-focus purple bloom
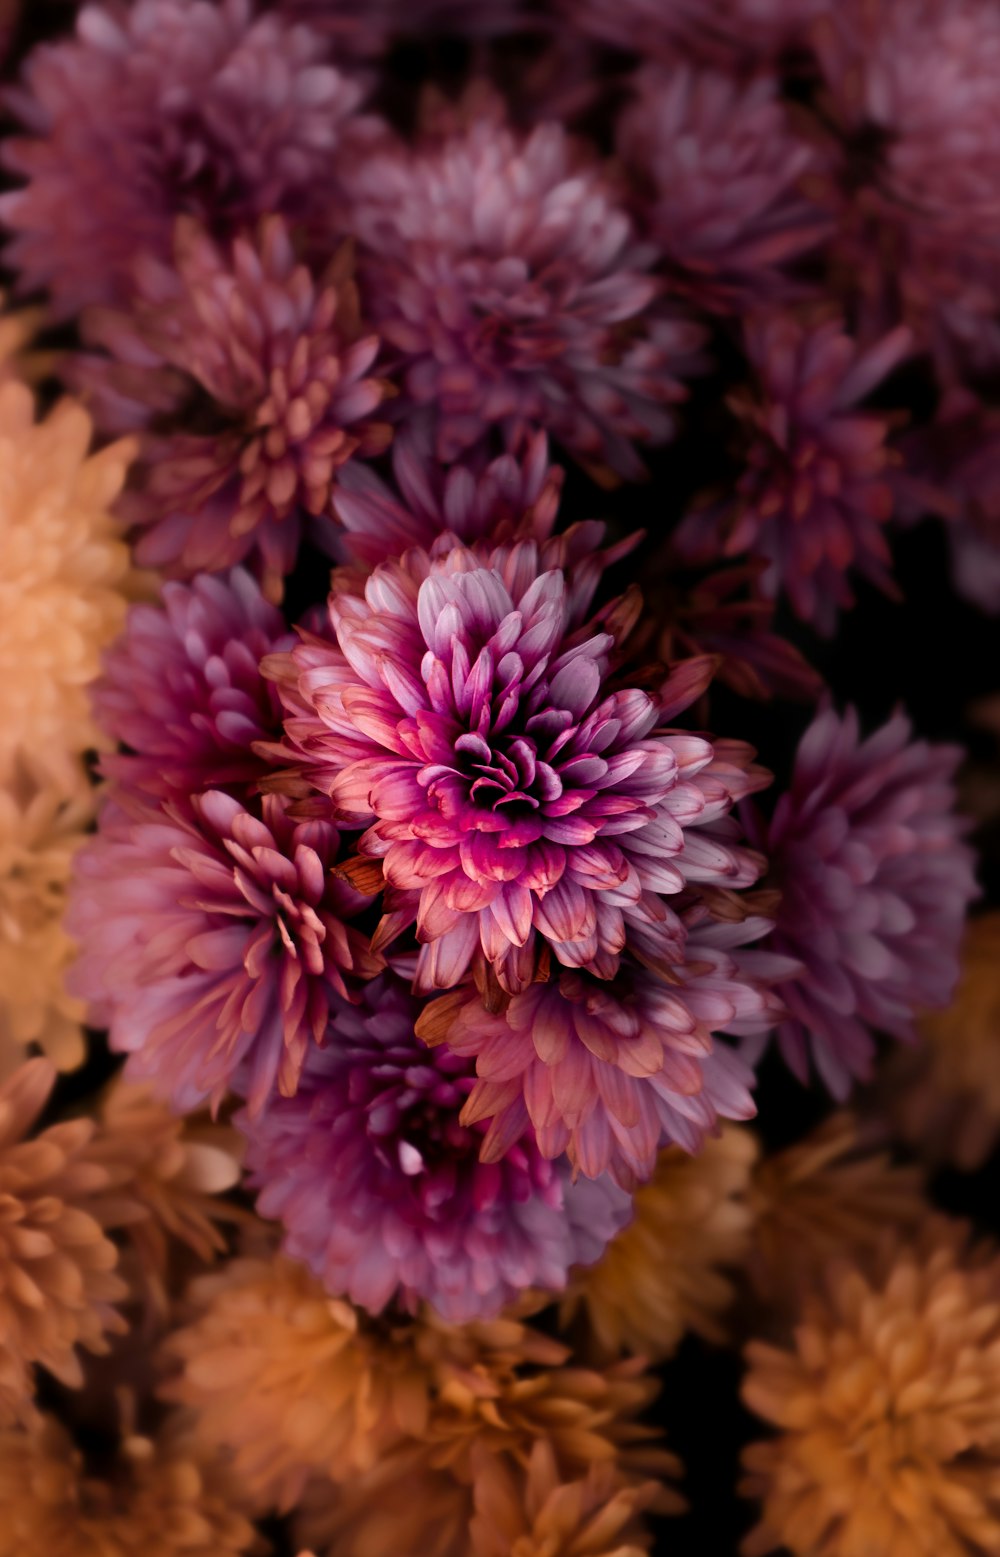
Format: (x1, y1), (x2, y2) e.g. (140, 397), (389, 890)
(675, 312), (911, 633)
(332, 425), (564, 569)
(345, 98), (705, 479)
(67, 790), (382, 1117)
(267, 534), (767, 998)
(816, 0), (1000, 384)
(754, 705), (978, 1099)
(419, 911), (789, 1185)
(897, 409), (1000, 613)
(75, 217), (392, 600)
(617, 64), (830, 312)
(239, 974), (631, 1321)
(1, 0), (375, 317)
(556, 0), (825, 66)
(93, 568), (290, 803)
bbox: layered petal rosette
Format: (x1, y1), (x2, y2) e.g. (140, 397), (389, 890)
(268, 534), (767, 998)
(239, 975), (630, 1321)
(757, 705), (978, 1098)
(93, 567), (289, 803)
(67, 791), (380, 1115)
(418, 912), (787, 1184)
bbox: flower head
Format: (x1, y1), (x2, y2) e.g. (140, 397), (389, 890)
(67, 790), (381, 1116)
(617, 65), (829, 312)
(0, 1412), (258, 1557)
(2, 0), (373, 316)
(675, 313), (910, 632)
(0, 382), (132, 788)
(0, 757), (93, 1076)
(746, 1112), (927, 1317)
(0, 1059), (128, 1426)
(239, 974), (630, 1321)
(78, 218), (391, 599)
(469, 1441), (661, 1557)
(333, 425), (564, 569)
(757, 705), (977, 1098)
(559, 1126), (758, 1360)
(881, 913), (1000, 1170)
(741, 1222), (1000, 1557)
(93, 568), (289, 803)
(347, 100), (703, 477)
(270, 534), (767, 999)
(420, 913), (784, 1185)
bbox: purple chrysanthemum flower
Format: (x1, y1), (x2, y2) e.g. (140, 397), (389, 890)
(755, 705), (978, 1099)
(238, 974), (631, 1320)
(816, 0), (1000, 383)
(617, 64), (830, 312)
(75, 217), (392, 600)
(1, 0), (375, 317)
(556, 0), (825, 66)
(332, 425), (564, 569)
(93, 568), (289, 803)
(675, 312), (911, 633)
(67, 790), (382, 1116)
(345, 99), (705, 478)
(418, 911), (789, 1185)
(267, 534), (767, 998)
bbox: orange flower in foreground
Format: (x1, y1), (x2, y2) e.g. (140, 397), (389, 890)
(0, 1058), (126, 1425)
(741, 1222), (1000, 1557)
(0, 1412), (259, 1557)
(0, 756), (92, 1077)
(882, 913), (1000, 1170)
(560, 1126), (758, 1361)
(746, 1112), (927, 1317)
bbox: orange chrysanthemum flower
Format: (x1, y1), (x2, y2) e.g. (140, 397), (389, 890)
(746, 1112), (927, 1317)
(0, 381), (133, 789)
(84, 1075), (243, 1321)
(0, 1412), (259, 1557)
(0, 756), (92, 1076)
(882, 913), (1000, 1170)
(560, 1126), (758, 1360)
(741, 1222), (1000, 1557)
(469, 1440), (660, 1557)
(0, 1058), (127, 1425)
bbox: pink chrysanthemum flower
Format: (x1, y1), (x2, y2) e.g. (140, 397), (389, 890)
(67, 791), (381, 1116)
(617, 65), (829, 312)
(675, 312), (911, 633)
(239, 975), (631, 1321)
(754, 705), (978, 1099)
(816, 0), (1000, 381)
(333, 426), (564, 570)
(346, 101), (704, 478)
(419, 911), (787, 1185)
(75, 217), (391, 600)
(268, 533), (767, 998)
(1, 0), (375, 318)
(94, 568), (289, 803)
(556, 0), (825, 66)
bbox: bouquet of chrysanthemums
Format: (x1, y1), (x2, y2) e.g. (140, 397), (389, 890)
(4, 0), (1000, 1551)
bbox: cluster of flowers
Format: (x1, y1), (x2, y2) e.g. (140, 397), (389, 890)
(0, 0), (998, 1552)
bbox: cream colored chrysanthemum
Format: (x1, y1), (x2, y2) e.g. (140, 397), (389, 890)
(0, 1058), (127, 1425)
(881, 913), (1000, 1170)
(0, 755), (93, 1077)
(469, 1439), (659, 1557)
(560, 1126), (758, 1361)
(746, 1112), (927, 1316)
(84, 1075), (243, 1321)
(741, 1221), (1000, 1557)
(0, 381), (133, 788)
(0, 1412), (259, 1557)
